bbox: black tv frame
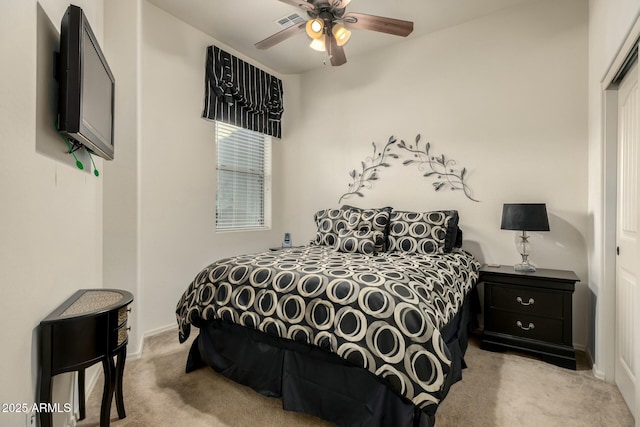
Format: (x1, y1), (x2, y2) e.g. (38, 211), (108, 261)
(57, 4), (115, 160)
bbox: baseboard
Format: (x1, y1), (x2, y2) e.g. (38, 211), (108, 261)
(67, 367), (101, 427)
(136, 323), (179, 356)
(127, 323), (178, 359)
(144, 322), (178, 338)
(74, 323), (177, 421)
(84, 367), (101, 399)
(591, 362), (606, 380)
(582, 347), (606, 379)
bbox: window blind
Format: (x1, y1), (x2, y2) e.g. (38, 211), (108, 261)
(216, 122), (271, 230)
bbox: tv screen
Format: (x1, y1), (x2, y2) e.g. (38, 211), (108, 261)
(58, 5), (115, 160)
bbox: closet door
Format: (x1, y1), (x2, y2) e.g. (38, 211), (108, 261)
(615, 60), (639, 418)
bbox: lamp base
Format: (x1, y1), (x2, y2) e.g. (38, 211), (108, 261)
(514, 262), (536, 272)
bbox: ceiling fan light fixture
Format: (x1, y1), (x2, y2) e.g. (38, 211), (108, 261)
(306, 18), (324, 39)
(309, 37), (326, 52)
(254, 1), (414, 67)
(332, 23), (351, 46)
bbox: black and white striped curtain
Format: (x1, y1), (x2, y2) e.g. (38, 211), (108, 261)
(203, 45), (283, 138)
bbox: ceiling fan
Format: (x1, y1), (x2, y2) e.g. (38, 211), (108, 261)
(255, 0), (414, 66)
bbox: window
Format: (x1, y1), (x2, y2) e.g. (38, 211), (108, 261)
(215, 122), (271, 231)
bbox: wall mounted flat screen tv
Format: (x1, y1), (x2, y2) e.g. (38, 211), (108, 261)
(58, 4), (115, 160)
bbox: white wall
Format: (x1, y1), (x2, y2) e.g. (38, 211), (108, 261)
(587, 0), (640, 380)
(132, 1), (296, 334)
(103, 0), (143, 354)
(0, 1), (104, 426)
(281, 0), (590, 348)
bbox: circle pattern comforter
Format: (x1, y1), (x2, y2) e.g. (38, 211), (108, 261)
(176, 245), (480, 411)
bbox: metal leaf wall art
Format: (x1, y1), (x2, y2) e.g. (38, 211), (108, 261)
(338, 134), (479, 203)
(339, 136), (398, 204)
(398, 134), (479, 202)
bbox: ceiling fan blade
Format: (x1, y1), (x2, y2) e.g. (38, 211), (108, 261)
(327, 0), (348, 7)
(344, 12), (414, 37)
(328, 34), (347, 66)
(255, 23), (306, 50)
(277, 0), (314, 10)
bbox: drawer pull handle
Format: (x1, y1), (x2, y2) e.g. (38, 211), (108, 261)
(516, 321), (535, 331)
(516, 296), (535, 306)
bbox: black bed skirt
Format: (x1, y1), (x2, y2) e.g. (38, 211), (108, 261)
(186, 287), (480, 427)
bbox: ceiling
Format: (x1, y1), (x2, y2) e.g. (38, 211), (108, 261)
(147, 0), (535, 75)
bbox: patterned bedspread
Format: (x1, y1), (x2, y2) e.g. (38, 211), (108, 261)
(176, 245), (480, 411)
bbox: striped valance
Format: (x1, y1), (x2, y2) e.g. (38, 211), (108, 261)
(203, 45), (283, 138)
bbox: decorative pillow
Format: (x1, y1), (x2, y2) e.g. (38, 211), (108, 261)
(336, 229), (385, 255)
(341, 205), (392, 252)
(388, 210), (459, 254)
(454, 227), (463, 248)
(311, 208), (351, 246)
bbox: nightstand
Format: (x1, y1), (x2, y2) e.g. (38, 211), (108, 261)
(38, 289), (133, 427)
(480, 265), (579, 369)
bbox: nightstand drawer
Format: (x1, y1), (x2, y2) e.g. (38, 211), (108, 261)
(117, 323), (128, 346)
(117, 306), (129, 326)
(486, 309), (564, 343)
(115, 305), (130, 347)
(488, 283), (563, 318)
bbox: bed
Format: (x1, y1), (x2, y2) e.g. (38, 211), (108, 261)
(176, 207), (480, 426)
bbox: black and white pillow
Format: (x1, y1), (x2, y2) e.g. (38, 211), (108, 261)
(311, 208), (351, 246)
(388, 210), (459, 254)
(342, 205), (392, 252)
(335, 229), (385, 255)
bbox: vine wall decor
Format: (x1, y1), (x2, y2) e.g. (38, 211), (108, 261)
(338, 136), (399, 203)
(338, 134), (479, 203)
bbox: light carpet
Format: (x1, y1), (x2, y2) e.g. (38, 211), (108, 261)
(77, 330), (633, 427)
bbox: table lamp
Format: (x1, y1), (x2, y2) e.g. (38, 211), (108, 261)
(501, 203), (550, 272)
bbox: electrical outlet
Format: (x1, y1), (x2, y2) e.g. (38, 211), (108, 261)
(26, 411), (36, 427)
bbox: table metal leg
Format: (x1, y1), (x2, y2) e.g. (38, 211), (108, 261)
(78, 369), (86, 420)
(37, 365), (52, 427)
(100, 356), (115, 427)
(37, 326), (53, 427)
(115, 346), (127, 419)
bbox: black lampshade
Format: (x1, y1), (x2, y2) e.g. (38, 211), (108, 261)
(501, 203), (550, 231)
